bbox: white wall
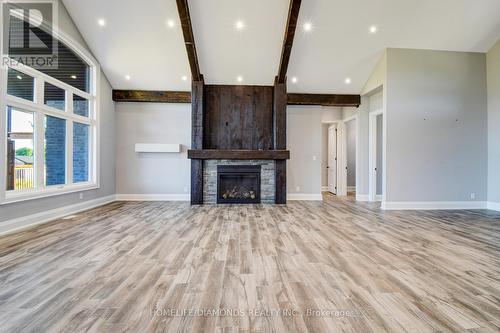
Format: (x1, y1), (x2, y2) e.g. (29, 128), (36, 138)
(487, 39), (500, 204)
(288, 106), (341, 198)
(0, 1), (116, 222)
(385, 48), (488, 203)
(115, 103), (191, 197)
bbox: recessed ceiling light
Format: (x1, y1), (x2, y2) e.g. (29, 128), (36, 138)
(303, 22), (313, 32)
(70, 75), (77, 79)
(16, 75), (22, 80)
(345, 77), (351, 84)
(125, 75), (131, 81)
(182, 75), (188, 81)
(237, 76), (243, 83)
(97, 18), (106, 27)
(235, 20), (245, 30)
(291, 77), (298, 83)
(167, 19), (175, 28)
(369, 25), (377, 34)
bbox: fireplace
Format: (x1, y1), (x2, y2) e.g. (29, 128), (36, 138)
(217, 165), (261, 204)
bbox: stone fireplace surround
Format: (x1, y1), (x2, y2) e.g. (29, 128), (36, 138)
(203, 160), (276, 204)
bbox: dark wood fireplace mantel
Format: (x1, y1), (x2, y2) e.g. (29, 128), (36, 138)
(188, 149), (290, 160)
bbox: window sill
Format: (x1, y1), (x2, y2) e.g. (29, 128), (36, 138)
(1, 182), (100, 205)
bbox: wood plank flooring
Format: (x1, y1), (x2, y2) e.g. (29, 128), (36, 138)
(0, 195), (500, 332)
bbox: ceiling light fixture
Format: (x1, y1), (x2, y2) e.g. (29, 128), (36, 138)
(235, 20), (245, 30)
(303, 22), (313, 32)
(345, 77), (351, 84)
(97, 18), (106, 27)
(237, 76), (243, 83)
(182, 75), (188, 81)
(291, 77), (298, 83)
(167, 19), (175, 28)
(369, 25), (377, 34)
(125, 75), (131, 81)
(70, 75), (77, 79)
(16, 75), (22, 80)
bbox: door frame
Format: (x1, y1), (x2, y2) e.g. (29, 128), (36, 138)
(327, 125), (337, 194)
(369, 109), (383, 202)
(343, 115), (358, 196)
(323, 119), (352, 197)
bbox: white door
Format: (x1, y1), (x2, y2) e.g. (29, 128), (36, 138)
(328, 126), (337, 194)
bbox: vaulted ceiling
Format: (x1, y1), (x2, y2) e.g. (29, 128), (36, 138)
(62, 0), (500, 94)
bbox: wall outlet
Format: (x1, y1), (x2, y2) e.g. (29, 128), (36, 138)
(79, 193), (83, 200)
(296, 186), (300, 192)
(470, 193), (476, 200)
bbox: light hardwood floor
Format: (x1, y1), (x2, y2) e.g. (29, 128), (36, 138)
(1, 195), (500, 332)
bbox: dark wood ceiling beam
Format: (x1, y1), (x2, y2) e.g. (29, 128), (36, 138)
(176, 0), (201, 81)
(287, 93), (361, 107)
(112, 90), (361, 107)
(112, 90), (191, 103)
(277, 0), (302, 83)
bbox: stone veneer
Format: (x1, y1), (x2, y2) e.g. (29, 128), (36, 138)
(203, 160), (275, 204)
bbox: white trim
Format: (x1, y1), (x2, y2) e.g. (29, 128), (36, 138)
(321, 186), (329, 192)
(347, 186), (356, 192)
(3, 182), (98, 204)
(337, 121), (347, 196)
(287, 193), (323, 201)
(381, 201), (487, 211)
(487, 202), (500, 211)
(0, 194), (115, 236)
(356, 194), (370, 201)
(368, 109), (384, 202)
(116, 194), (190, 201)
(375, 194), (382, 201)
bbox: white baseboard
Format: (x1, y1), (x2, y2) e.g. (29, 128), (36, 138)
(116, 194), (189, 201)
(287, 193), (323, 201)
(347, 186), (356, 192)
(381, 201), (487, 211)
(356, 194), (369, 201)
(321, 186), (329, 192)
(487, 202), (500, 211)
(0, 195), (116, 237)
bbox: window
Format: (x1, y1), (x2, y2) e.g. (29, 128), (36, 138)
(1, 5), (99, 203)
(6, 107), (35, 191)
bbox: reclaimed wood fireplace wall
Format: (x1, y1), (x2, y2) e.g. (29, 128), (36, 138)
(187, 78), (290, 205)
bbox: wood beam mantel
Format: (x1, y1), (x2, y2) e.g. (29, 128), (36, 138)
(277, 0), (302, 83)
(176, 0), (201, 81)
(112, 90), (361, 107)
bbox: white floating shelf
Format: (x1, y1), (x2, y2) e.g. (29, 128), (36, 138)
(135, 143), (181, 153)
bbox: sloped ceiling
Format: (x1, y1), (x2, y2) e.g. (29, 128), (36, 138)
(62, 0), (500, 94)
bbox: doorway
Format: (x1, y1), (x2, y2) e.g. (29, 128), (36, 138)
(369, 110), (384, 201)
(327, 125), (337, 194)
(345, 118), (357, 196)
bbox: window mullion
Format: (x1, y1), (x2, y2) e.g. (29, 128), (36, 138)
(35, 112), (45, 189)
(34, 77), (45, 189)
(67, 92), (73, 115)
(67, 120), (74, 185)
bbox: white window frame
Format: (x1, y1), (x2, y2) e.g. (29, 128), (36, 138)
(0, 10), (100, 204)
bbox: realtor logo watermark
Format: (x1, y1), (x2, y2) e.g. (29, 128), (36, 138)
(2, 0), (58, 69)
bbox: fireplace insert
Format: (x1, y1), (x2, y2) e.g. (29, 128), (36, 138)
(217, 165), (261, 204)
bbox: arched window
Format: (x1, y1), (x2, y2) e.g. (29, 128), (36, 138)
(1, 1), (99, 203)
